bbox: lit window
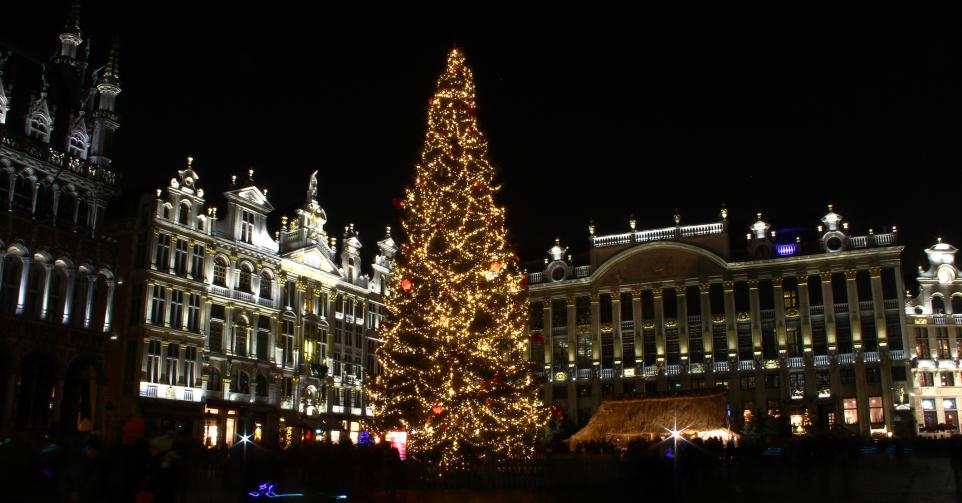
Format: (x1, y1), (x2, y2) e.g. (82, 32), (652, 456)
(843, 398), (858, 425)
(869, 396), (884, 425)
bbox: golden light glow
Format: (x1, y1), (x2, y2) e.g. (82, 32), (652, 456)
(370, 48), (548, 472)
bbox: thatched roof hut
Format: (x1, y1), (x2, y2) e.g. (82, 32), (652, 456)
(569, 390), (734, 450)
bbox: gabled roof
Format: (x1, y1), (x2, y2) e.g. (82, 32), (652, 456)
(224, 185), (274, 212)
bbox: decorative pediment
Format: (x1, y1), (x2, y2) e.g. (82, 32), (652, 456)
(224, 185), (275, 212)
(287, 247), (339, 275)
(593, 242), (728, 286)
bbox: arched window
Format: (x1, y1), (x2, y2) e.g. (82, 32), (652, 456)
(1, 255), (23, 313)
(161, 203), (171, 221)
(234, 316), (249, 357)
(953, 295), (962, 315)
(259, 271), (272, 299)
(48, 267), (68, 323)
(178, 202), (190, 226)
(72, 273), (91, 327)
(25, 261), (45, 319)
(238, 263), (253, 293)
(232, 372), (250, 394)
(208, 367), (221, 392)
(255, 375), (267, 396)
(933, 295), (946, 315)
(213, 258), (227, 287)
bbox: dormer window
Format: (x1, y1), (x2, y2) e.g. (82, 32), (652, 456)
(29, 117), (49, 140)
(67, 131), (89, 158)
(240, 210), (255, 244)
(179, 202), (191, 226)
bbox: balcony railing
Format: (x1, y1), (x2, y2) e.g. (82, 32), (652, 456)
(1, 135), (118, 185)
(864, 352), (880, 363)
(814, 355), (830, 367)
(621, 320), (634, 330)
(233, 290), (255, 304)
(713, 361), (729, 373)
(889, 349), (907, 361)
(577, 368), (592, 380)
(933, 314), (947, 325)
(210, 285), (230, 297)
(600, 368), (614, 380)
(666, 364), (681, 376)
(787, 356), (804, 368)
(574, 266), (590, 278)
(591, 222), (724, 248)
(738, 360), (754, 372)
(884, 299), (899, 310)
(838, 353), (854, 365)
(529, 272), (544, 284)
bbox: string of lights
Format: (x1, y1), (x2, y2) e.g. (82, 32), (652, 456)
(371, 48), (548, 472)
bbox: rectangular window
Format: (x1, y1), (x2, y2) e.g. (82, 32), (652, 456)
(840, 367), (856, 385)
(944, 399), (959, 430)
(916, 329), (931, 359)
(156, 233), (171, 269)
(186, 293), (200, 332)
(866, 366), (881, 384)
(741, 375), (755, 390)
(209, 321), (223, 353)
(174, 239), (188, 275)
(283, 320), (295, 367)
(169, 290), (184, 328)
(789, 372), (805, 399)
(150, 285), (166, 325)
(869, 396), (884, 425)
(240, 210), (255, 244)
(937, 328), (951, 360)
(191, 244), (204, 279)
(146, 340), (161, 383)
(942, 371), (955, 387)
(919, 372), (934, 387)
(765, 373), (779, 389)
(165, 343), (179, 386)
(843, 398), (858, 425)
(816, 371), (831, 387)
(184, 346), (197, 387)
(922, 398), (938, 429)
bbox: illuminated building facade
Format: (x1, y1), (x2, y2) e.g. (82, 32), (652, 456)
(526, 206), (909, 435)
(114, 163), (394, 446)
(904, 240), (962, 435)
(0, 4), (121, 440)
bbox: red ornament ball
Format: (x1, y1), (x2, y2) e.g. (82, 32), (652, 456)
(392, 197), (405, 209)
(428, 98), (434, 106)
(432, 404), (443, 416)
(400, 278), (414, 293)
(489, 260), (502, 273)
(485, 397), (493, 406)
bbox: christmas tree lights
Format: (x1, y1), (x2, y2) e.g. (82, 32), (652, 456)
(371, 48), (547, 471)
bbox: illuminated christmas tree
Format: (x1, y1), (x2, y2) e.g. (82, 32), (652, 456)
(372, 48), (547, 471)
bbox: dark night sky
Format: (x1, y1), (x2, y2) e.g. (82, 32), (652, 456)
(3, 3), (961, 288)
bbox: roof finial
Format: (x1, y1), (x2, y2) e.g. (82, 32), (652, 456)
(187, 155), (193, 168)
(673, 209), (681, 225)
(827, 203), (833, 212)
(588, 219), (596, 237)
(720, 202), (728, 221)
(248, 168), (254, 181)
(629, 213), (636, 231)
(938, 236), (943, 244)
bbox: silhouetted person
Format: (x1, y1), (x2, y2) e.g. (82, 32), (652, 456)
(949, 434), (962, 493)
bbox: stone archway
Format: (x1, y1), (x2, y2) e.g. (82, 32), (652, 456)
(61, 359), (100, 435)
(13, 353), (58, 434)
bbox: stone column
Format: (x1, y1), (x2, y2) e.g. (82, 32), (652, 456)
(567, 296), (577, 371)
(654, 287), (667, 391)
(15, 256), (31, 315)
(39, 264), (53, 320)
(632, 288), (643, 370)
(612, 291), (624, 391)
(748, 279), (762, 357)
(798, 274), (813, 353)
(868, 267), (888, 348)
(590, 293), (601, 366)
(772, 277), (787, 353)
(654, 287), (666, 363)
(543, 300), (552, 371)
(845, 270), (863, 349)
(700, 283), (713, 376)
(676, 285), (690, 386)
(820, 271), (837, 351)
(29, 181), (39, 215)
(570, 296), (581, 420)
(723, 281), (737, 361)
(103, 280), (116, 333)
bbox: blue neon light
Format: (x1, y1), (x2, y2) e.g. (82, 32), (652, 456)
(776, 244), (797, 257)
(248, 483), (304, 499)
